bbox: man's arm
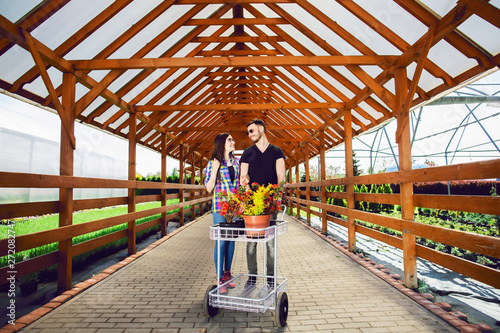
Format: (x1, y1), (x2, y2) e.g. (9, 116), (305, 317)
(276, 157), (285, 184)
(240, 162), (250, 188)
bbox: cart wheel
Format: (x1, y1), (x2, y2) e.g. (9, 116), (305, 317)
(204, 284), (219, 317)
(275, 292), (288, 327)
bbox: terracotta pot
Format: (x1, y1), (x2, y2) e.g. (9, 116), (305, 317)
(243, 215), (271, 237)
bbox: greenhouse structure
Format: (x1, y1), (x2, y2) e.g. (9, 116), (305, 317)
(0, 1), (499, 331)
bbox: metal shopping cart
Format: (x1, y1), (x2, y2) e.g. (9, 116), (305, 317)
(204, 208), (289, 327)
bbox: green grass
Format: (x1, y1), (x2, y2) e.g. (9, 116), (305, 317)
(0, 200), (179, 269)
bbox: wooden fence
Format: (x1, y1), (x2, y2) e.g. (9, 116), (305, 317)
(1, 159), (499, 292)
(285, 158), (500, 289)
(0, 171), (211, 289)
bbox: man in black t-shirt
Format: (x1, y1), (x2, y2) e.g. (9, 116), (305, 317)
(240, 119), (285, 288)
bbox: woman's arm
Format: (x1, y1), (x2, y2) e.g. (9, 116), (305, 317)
(205, 159), (220, 193)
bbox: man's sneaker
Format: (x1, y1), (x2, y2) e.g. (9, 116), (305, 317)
(223, 272), (236, 288)
(244, 276), (256, 289)
(218, 279), (228, 294)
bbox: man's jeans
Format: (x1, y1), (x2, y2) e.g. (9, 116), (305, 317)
(246, 238), (275, 276)
(246, 212), (278, 277)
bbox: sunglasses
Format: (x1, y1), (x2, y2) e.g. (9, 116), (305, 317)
(245, 129), (255, 136)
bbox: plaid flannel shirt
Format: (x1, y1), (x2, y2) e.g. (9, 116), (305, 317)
(204, 156), (240, 214)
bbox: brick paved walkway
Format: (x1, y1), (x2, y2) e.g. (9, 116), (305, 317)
(20, 214), (458, 332)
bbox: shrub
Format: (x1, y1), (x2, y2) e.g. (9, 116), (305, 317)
(435, 243), (449, 253)
(450, 247), (463, 257)
(416, 279), (429, 294)
(391, 180), (499, 195)
(381, 183), (393, 212)
(368, 184), (381, 213)
(463, 250), (477, 262)
(476, 256), (495, 267)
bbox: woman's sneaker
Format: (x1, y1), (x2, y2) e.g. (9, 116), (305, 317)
(218, 279), (228, 294)
(223, 272), (236, 288)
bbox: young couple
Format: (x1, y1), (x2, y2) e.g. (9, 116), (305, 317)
(204, 118), (286, 294)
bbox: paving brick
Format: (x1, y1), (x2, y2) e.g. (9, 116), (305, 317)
(19, 216), (466, 333)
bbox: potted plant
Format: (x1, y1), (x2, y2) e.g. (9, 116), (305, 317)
(219, 182), (284, 237)
(18, 271), (40, 296)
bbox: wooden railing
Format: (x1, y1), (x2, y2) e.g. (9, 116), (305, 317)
(0, 171), (211, 288)
(285, 159), (500, 289)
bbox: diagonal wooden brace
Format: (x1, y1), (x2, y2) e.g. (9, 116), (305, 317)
(396, 24), (436, 143)
(23, 30), (76, 149)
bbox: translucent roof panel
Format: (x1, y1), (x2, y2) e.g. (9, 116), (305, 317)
(0, 0), (498, 165)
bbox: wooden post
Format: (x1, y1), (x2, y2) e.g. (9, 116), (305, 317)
(127, 113), (137, 255)
(287, 164), (292, 213)
(295, 162), (300, 218)
(319, 130), (327, 234)
(57, 72), (75, 291)
(305, 144), (311, 225)
(395, 67), (417, 289)
(160, 133), (167, 237)
(344, 110), (356, 252)
(191, 152), (196, 220)
(179, 145), (184, 226)
(199, 158), (205, 212)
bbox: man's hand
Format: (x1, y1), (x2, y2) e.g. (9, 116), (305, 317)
(240, 174), (250, 187)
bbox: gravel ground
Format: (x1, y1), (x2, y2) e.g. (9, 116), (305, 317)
(307, 216), (500, 332)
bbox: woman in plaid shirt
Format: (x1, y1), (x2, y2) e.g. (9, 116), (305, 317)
(204, 133), (240, 294)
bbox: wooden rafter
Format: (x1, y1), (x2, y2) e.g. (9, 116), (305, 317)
(0, 0), (498, 169)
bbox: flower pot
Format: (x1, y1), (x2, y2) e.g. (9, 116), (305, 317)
(218, 220), (245, 238)
(19, 281), (38, 296)
(243, 215), (271, 238)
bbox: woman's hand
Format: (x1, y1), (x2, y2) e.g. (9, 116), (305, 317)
(206, 158), (221, 193)
(211, 158), (221, 172)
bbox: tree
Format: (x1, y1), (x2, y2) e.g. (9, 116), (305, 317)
(353, 151), (362, 176)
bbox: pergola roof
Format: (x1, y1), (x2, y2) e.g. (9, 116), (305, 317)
(1, 0), (499, 167)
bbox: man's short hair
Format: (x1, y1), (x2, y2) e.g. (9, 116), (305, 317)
(246, 118), (266, 132)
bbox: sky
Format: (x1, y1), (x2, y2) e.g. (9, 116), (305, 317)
(0, 70), (499, 179)
(307, 69), (500, 175)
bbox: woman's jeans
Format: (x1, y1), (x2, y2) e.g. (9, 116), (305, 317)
(213, 212), (235, 279)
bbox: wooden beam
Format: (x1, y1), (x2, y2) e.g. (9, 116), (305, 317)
(304, 143), (311, 225)
(161, 133), (167, 237)
(72, 55), (399, 70)
(179, 145), (185, 227)
(191, 152), (196, 219)
(136, 101), (344, 112)
(165, 124), (318, 132)
(319, 130), (327, 234)
(23, 30), (76, 149)
(128, 114), (137, 255)
(192, 36), (285, 43)
(185, 18), (288, 25)
(57, 72), (75, 291)
(395, 67), (417, 289)
(0, 15), (145, 125)
(344, 110), (355, 252)
(176, 0), (294, 3)
(396, 24), (436, 143)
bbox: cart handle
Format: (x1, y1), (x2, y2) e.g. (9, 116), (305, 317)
(277, 204), (286, 221)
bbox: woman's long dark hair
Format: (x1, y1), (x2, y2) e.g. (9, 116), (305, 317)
(210, 133), (233, 181)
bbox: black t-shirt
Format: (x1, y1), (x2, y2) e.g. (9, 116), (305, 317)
(240, 144), (285, 186)
(228, 165), (235, 183)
